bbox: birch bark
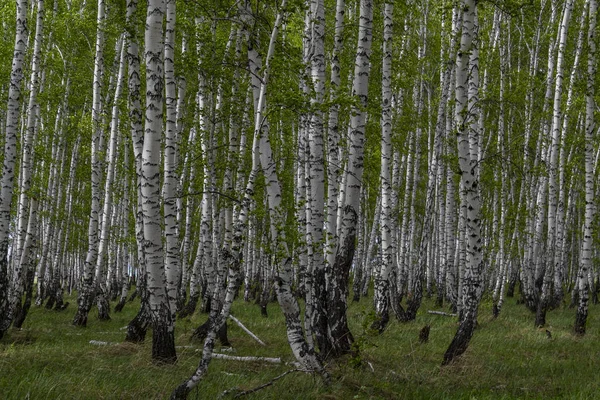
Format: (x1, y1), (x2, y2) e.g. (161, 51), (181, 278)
(142, 0), (176, 363)
(373, 1), (393, 333)
(73, 0), (105, 327)
(536, 0), (574, 327)
(329, 0), (373, 355)
(2, 0), (42, 335)
(574, 0), (596, 335)
(163, 0), (181, 319)
(443, 0), (483, 365)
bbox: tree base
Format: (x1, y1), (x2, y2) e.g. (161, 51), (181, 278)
(125, 304), (150, 343)
(72, 311), (88, 327)
(492, 303), (499, 318)
(170, 384), (190, 400)
(370, 309), (389, 334)
(534, 300), (547, 327)
(435, 294), (444, 308)
(178, 293), (199, 319)
(14, 270), (35, 329)
(192, 318), (230, 346)
(114, 297), (126, 313)
(574, 309), (587, 336)
(176, 288), (187, 313)
(96, 294), (111, 321)
(442, 316), (476, 365)
(152, 323), (177, 365)
(128, 288), (138, 302)
(45, 294), (56, 310)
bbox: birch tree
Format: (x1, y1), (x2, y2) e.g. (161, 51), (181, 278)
(574, 0), (596, 335)
(329, 0), (373, 355)
(142, 0), (177, 363)
(0, 0), (28, 339)
(163, 0), (181, 319)
(536, 0), (574, 327)
(443, 0), (483, 365)
(373, 0), (393, 333)
(73, 0), (106, 327)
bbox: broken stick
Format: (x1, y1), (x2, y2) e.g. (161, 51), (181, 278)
(203, 351), (281, 364)
(427, 310), (457, 317)
(229, 314), (266, 346)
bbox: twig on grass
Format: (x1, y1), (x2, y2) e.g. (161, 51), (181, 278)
(218, 369), (301, 399)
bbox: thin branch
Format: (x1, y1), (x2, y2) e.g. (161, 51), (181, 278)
(427, 310), (457, 317)
(229, 314), (266, 346)
(201, 351), (282, 364)
(219, 369), (301, 399)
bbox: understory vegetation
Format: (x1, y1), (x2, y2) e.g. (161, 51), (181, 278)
(2, 290), (599, 399)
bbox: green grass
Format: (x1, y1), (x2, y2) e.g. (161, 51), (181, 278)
(2, 293), (600, 399)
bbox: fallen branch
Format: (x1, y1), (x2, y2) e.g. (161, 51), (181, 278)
(367, 361), (374, 372)
(198, 351), (281, 364)
(89, 340), (116, 346)
(427, 310), (457, 317)
(229, 314), (266, 346)
(219, 369), (300, 399)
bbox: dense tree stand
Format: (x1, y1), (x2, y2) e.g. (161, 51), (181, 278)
(2, 0), (600, 396)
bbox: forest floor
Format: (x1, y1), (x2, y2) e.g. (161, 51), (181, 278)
(1, 290), (600, 399)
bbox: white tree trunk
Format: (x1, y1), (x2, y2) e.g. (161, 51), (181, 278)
(330, 0), (373, 355)
(5, 0), (43, 334)
(443, 0), (483, 365)
(324, 0), (345, 316)
(373, 1), (393, 333)
(162, 0), (181, 319)
(73, 0), (106, 327)
(95, 35), (127, 321)
(537, 0), (574, 327)
(575, 0), (596, 335)
(142, 0), (176, 363)
(0, 0), (29, 338)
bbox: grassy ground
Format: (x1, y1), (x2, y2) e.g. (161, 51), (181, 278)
(1, 292), (600, 399)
